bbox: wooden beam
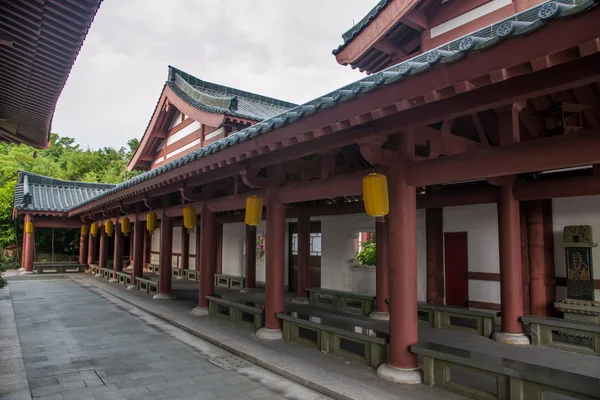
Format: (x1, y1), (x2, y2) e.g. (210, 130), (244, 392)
(471, 113), (490, 146)
(406, 127), (600, 186)
(513, 175), (600, 201)
(404, 9), (428, 31)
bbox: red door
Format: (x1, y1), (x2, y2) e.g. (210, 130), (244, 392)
(444, 232), (469, 307)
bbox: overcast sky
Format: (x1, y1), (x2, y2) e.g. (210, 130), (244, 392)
(52, 0), (374, 150)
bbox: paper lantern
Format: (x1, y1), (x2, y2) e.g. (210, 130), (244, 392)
(25, 221), (34, 234)
(121, 216), (131, 237)
(363, 173), (389, 218)
(146, 211), (157, 235)
(105, 220), (114, 236)
(81, 224), (89, 236)
(183, 205), (197, 232)
(245, 195), (263, 226)
(90, 222), (98, 237)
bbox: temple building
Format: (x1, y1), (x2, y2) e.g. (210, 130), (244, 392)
(12, 0), (600, 398)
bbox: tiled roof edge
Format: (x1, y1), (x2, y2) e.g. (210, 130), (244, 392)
(66, 0), (599, 214)
(333, 0), (391, 55)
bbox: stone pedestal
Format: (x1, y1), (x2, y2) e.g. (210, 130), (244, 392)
(555, 299), (600, 324)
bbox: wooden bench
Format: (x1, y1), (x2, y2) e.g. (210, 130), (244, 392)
(136, 277), (158, 295)
(277, 312), (387, 368)
(100, 267), (113, 279)
(33, 263), (86, 274)
(413, 342), (599, 400)
(185, 269), (199, 281)
(115, 271), (132, 286)
(214, 274), (245, 290)
(417, 302), (499, 338)
(306, 287), (375, 316)
(522, 315), (600, 356)
(206, 295), (264, 330)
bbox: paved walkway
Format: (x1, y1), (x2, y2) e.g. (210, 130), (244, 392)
(2, 275), (334, 400)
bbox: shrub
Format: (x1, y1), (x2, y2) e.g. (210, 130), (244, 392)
(356, 237), (376, 267)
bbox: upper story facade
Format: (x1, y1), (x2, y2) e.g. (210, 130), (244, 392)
(333, 0), (548, 74)
(128, 66), (297, 171)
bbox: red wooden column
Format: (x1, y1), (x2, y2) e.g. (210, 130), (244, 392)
(426, 208), (444, 304)
(370, 218), (390, 319)
(110, 222), (124, 282)
(493, 183), (530, 344)
(244, 225), (257, 290)
(142, 228), (150, 269)
(155, 215), (175, 299)
(527, 201), (546, 316)
(98, 228), (107, 271)
(88, 227), (97, 267)
(131, 219), (145, 289)
(179, 225), (189, 279)
(193, 205), (216, 314)
(257, 191), (286, 340)
(20, 226), (27, 271)
(377, 132), (422, 384)
(78, 231), (88, 266)
(293, 213), (310, 303)
(22, 215), (35, 274)
(128, 230), (134, 266)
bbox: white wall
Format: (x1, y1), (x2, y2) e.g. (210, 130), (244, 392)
(553, 196), (600, 300)
(222, 222), (245, 277)
(320, 212), (427, 301)
(250, 220), (290, 285)
(149, 224), (196, 269)
(443, 203), (501, 305)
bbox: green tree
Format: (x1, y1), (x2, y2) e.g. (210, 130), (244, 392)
(356, 235), (376, 267)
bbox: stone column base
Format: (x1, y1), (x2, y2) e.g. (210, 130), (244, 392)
(492, 332), (530, 345)
(176, 275), (186, 280)
(240, 287), (258, 293)
(126, 285), (137, 290)
(291, 297), (309, 304)
(368, 311), (390, 320)
(20, 271), (34, 275)
(376, 363), (422, 384)
(256, 327), (283, 340)
(108, 278), (118, 283)
(153, 293), (176, 300)
(94, 273), (103, 278)
(18, 268), (24, 272)
(191, 306), (209, 316)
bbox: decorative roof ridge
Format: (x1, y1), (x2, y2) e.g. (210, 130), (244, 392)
(68, 0), (599, 214)
(333, 0), (392, 55)
(168, 66), (298, 109)
(17, 170), (117, 190)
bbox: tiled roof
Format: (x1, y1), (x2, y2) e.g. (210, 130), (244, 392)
(169, 66), (297, 121)
(332, 0), (391, 55)
(62, 0), (598, 213)
(13, 171), (115, 213)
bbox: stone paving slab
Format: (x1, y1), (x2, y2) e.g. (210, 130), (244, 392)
(2, 276), (334, 400)
(74, 274), (465, 400)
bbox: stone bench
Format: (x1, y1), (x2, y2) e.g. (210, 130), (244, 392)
(306, 287), (375, 316)
(206, 295), (264, 330)
(136, 277), (158, 295)
(33, 263), (86, 274)
(146, 264), (159, 273)
(90, 264), (99, 275)
(277, 311), (387, 368)
(417, 302), (499, 338)
(185, 269), (199, 281)
(522, 315), (600, 356)
(115, 271), (132, 286)
(172, 268), (182, 278)
(100, 267), (113, 280)
(413, 342), (599, 400)
(214, 274), (245, 290)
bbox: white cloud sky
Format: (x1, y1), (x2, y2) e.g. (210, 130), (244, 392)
(52, 0), (375, 150)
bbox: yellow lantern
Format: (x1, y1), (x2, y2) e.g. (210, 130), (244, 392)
(105, 220), (114, 236)
(25, 221), (34, 234)
(90, 222), (98, 237)
(146, 211), (157, 235)
(183, 205), (197, 232)
(245, 195), (263, 226)
(363, 173), (389, 218)
(81, 224), (89, 236)
(121, 216), (131, 237)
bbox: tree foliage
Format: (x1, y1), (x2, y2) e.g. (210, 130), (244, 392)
(356, 235), (376, 267)
(0, 134), (140, 260)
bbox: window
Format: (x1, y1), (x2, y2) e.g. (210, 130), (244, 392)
(354, 231), (375, 267)
(291, 232), (322, 256)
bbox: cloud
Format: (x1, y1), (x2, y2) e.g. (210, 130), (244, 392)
(52, 0), (375, 150)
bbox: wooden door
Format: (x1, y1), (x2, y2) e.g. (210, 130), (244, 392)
(288, 221), (322, 289)
(444, 232), (469, 307)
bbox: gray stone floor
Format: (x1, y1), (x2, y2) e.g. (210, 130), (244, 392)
(3, 276), (332, 400)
